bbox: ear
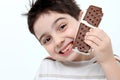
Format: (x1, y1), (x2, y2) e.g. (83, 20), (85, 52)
(78, 11), (83, 22)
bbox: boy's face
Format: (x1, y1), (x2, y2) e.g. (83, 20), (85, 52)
(34, 11), (82, 62)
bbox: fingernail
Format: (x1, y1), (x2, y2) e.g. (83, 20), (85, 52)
(86, 32), (89, 35)
(89, 29), (93, 31)
(84, 35), (87, 39)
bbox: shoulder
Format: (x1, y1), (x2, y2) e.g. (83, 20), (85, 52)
(39, 57), (57, 72)
(34, 57), (59, 80)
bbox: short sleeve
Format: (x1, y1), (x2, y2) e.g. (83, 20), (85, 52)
(34, 58), (56, 80)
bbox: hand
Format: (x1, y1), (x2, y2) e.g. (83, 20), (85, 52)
(84, 28), (114, 64)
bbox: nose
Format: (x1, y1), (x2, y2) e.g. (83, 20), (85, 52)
(53, 35), (64, 48)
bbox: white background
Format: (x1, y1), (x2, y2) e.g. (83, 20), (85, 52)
(0, 0), (120, 80)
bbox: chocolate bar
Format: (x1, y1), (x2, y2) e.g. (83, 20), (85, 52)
(83, 5), (103, 27)
(73, 5), (103, 53)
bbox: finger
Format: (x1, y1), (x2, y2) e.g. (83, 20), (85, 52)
(85, 35), (102, 46)
(93, 28), (110, 42)
(84, 38), (98, 49)
(87, 28), (105, 41)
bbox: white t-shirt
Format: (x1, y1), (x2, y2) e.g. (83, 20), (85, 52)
(34, 56), (120, 80)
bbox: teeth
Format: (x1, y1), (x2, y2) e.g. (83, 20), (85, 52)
(61, 44), (72, 53)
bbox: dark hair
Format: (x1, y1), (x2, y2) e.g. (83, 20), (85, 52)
(27, 0), (81, 35)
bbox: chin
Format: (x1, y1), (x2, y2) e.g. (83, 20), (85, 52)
(66, 52), (79, 62)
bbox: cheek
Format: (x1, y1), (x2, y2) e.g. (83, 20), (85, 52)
(66, 25), (79, 38)
(66, 28), (75, 37)
(45, 45), (55, 55)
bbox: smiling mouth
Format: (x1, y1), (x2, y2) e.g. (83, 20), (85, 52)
(59, 41), (73, 56)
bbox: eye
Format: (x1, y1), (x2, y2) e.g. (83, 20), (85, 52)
(58, 24), (67, 31)
(42, 36), (51, 45)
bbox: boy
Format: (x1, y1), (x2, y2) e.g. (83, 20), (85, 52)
(26, 0), (120, 80)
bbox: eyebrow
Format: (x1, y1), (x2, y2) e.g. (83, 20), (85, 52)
(39, 17), (66, 43)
